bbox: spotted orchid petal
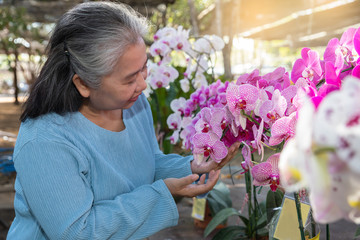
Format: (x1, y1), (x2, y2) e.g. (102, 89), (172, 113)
(193, 132), (228, 163)
(226, 83), (259, 129)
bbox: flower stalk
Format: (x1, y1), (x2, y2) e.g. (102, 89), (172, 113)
(294, 192), (306, 240)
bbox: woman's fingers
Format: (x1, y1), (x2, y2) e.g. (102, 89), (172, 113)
(164, 170), (220, 198)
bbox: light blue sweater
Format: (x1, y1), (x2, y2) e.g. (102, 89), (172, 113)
(7, 94), (193, 240)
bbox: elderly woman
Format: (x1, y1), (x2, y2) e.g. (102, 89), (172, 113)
(7, 2), (239, 239)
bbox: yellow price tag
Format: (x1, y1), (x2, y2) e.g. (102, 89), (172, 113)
(274, 197), (311, 240)
(191, 197), (206, 221)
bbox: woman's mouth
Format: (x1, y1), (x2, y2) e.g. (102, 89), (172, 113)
(130, 94), (140, 102)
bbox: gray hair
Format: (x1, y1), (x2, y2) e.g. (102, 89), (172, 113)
(21, 1), (149, 121)
(56, 1), (149, 88)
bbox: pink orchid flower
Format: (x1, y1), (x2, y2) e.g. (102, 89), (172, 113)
(291, 48), (323, 85)
(251, 120), (265, 161)
(194, 107), (212, 133)
(324, 27), (357, 68)
(209, 107), (229, 138)
(192, 132), (228, 163)
(166, 113), (182, 131)
(240, 143), (254, 173)
(236, 69), (261, 86)
(269, 112), (297, 146)
(170, 97), (187, 116)
(251, 153), (281, 192)
(352, 27), (360, 78)
(280, 85), (299, 115)
(262, 67), (291, 91)
(258, 89), (287, 126)
(169, 130), (180, 144)
(226, 83), (259, 130)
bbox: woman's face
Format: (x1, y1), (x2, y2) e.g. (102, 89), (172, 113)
(87, 39), (148, 112)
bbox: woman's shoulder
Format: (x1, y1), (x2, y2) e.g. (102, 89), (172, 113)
(16, 112), (81, 147)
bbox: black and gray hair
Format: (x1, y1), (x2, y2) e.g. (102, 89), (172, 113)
(20, 1), (149, 121)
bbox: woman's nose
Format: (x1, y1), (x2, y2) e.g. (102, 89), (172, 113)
(136, 70), (147, 92)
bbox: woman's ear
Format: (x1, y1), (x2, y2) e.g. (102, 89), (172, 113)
(72, 74), (90, 98)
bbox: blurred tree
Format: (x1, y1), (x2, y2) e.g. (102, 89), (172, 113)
(149, 0), (214, 37)
(0, 6), (46, 104)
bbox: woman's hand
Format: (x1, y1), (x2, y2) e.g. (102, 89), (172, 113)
(164, 170), (220, 197)
(191, 141), (241, 174)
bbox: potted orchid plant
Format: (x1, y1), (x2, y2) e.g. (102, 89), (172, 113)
(145, 26), (225, 154)
(164, 24), (360, 239)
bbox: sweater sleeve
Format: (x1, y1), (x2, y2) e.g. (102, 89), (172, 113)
(14, 140), (179, 240)
(139, 95), (193, 180)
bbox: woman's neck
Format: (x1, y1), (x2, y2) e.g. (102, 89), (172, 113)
(79, 104), (125, 132)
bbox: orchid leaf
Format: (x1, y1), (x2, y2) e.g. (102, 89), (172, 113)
(266, 189), (284, 223)
(204, 208), (242, 237)
(212, 226), (248, 240)
(354, 226), (360, 238)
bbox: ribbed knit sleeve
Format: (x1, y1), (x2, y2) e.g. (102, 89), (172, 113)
(137, 94), (193, 180)
(13, 140), (178, 240)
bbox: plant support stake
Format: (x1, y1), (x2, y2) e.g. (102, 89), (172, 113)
(294, 192), (306, 240)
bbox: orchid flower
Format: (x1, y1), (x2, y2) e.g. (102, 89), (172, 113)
(280, 76), (360, 224)
(240, 142), (253, 173)
(166, 113), (182, 131)
(291, 47), (323, 85)
(262, 67), (291, 91)
(195, 107), (212, 133)
(252, 153), (281, 192)
(170, 97), (187, 116)
(258, 89), (287, 126)
(192, 132), (228, 164)
(269, 112), (296, 146)
(251, 119), (265, 161)
(324, 27), (357, 67)
(226, 83), (259, 130)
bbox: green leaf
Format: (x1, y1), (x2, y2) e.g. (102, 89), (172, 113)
(207, 181), (232, 216)
(255, 212), (268, 231)
(212, 226), (248, 240)
(354, 226), (360, 238)
(266, 189), (284, 223)
(204, 208), (241, 237)
(238, 215), (249, 227)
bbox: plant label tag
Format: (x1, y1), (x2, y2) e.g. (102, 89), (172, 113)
(273, 196), (311, 240)
(191, 197), (206, 221)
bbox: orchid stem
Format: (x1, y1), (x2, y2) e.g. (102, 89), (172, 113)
(316, 66), (354, 88)
(326, 224), (330, 240)
(294, 192), (306, 240)
(220, 125), (229, 141)
(241, 111), (260, 126)
(310, 210), (316, 237)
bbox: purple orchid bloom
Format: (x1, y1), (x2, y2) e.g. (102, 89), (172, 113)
(281, 85), (299, 115)
(167, 113), (182, 130)
(226, 83), (259, 130)
(352, 27), (360, 78)
(262, 67), (291, 91)
(269, 112), (297, 146)
(192, 132), (228, 163)
(236, 69), (261, 86)
(251, 153), (280, 192)
(170, 97), (187, 116)
(194, 107), (212, 133)
(209, 107), (229, 138)
(240, 143), (254, 173)
(251, 119), (265, 161)
(258, 89), (287, 126)
(324, 27), (357, 68)
(291, 48), (323, 85)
